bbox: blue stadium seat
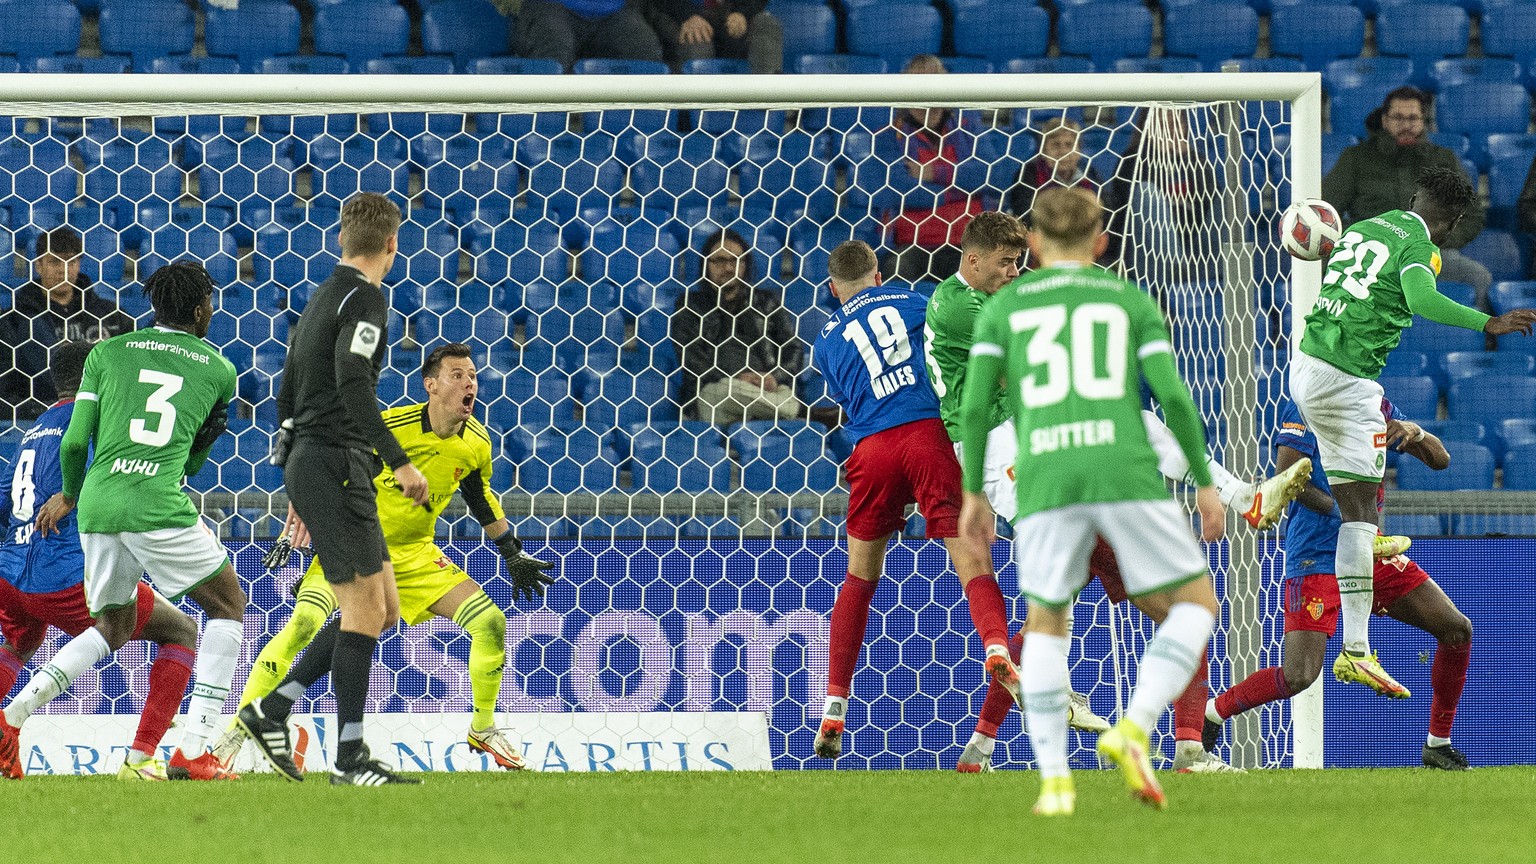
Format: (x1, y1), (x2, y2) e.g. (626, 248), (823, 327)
(1322, 132), (1356, 174)
(1491, 280), (1536, 315)
(1396, 442), (1494, 490)
(1376, 4), (1470, 86)
(1452, 513), (1536, 536)
(505, 515), (575, 541)
(1222, 58), (1307, 73)
(366, 56), (456, 75)
(729, 421), (839, 494)
(1378, 375), (1439, 419)
(485, 370), (576, 430)
(777, 2), (836, 67)
(1435, 280), (1477, 309)
(1323, 57), (1415, 93)
(683, 58), (751, 75)
(29, 56), (128, 74)
(1441, 351), (1534, 386)
(260, 55), (351, 75)
(1271, 4), (1363, 68)
(466, 218), (570, 286)
(1113, 58), (1201, 74)
(1499, 417), (1536, 460)
(581, 219), (680, 290)
(1382, 350), (1429, 378)
(1004, 57), (1096, 75)
(315, 1), (409, 65)
(99, 0), (193, 67)
(1419, 419), (1487, 457)
(1482, 4), (1536, 85)
(952, 0), (1048, 65)
(142, 223), (241, 290)
(1489, 155), (1530, 229)
(1395, 317), (1487, 354)
(933, 56), (993, 74)
(1448, 375), (1536, 424)
(205, 2), (300, 70)
(572, 58), (669, 75)
(739, 130), (835, 221)
(0, 0), (80, 63)
(795, 54), (887, 75)
(1162, 5), (1259, 67)
(1437, 83), (1531, 139)
(149, 56), (240, 74)
(1383, 513), (1445, 536)
(423, 0), (511, 71)
(1329, 82), (1402, 135)
(1460, 230), (1525, 282)
(518, 425), (621, 494)
(629, 425), (731, 493)
(1059, 4), (1152, 66)
(1430, 57), (1522, 92)
(1503, 443), (1536, 489)
(470, 56), (562, 75)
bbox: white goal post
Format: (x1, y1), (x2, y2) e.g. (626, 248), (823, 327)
(0, 70), (1325, 771)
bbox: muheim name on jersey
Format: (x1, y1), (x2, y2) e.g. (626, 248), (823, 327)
(16, 712), (772, 774)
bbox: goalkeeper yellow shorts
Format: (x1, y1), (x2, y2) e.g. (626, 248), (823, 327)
(300, 542), (470, 626)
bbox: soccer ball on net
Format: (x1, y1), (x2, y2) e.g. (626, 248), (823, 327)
(1279, 198), (1343, 261)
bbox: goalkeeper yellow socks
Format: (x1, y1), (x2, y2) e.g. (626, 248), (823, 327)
(238, 587), (336, 708)
(453, 590), (507, 731)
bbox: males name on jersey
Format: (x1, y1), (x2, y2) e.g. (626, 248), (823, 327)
(871, 364), (918, 399)
(109, 457), (161, 478)
(1030, 419), (1117, 455)
(124, 337), (213, 365)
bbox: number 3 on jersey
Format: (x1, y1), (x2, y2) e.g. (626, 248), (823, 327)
(129, 369), (184, 448)
(1010, 303), (1128, 408)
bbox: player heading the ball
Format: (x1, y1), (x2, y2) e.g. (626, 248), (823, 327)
(808, 240), (1021, 761)
(1292, 167), (1535, 698)
(957, 187), (1224, 815)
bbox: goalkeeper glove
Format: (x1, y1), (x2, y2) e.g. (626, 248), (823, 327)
(493, 531), (555, 602)
(270, 419), (295, 468)
(262, 531), (315, 571)
(191, 400), (230, 455)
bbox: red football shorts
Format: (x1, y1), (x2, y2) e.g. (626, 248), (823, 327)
(846, 418), (963, 540)
(1088, 537), (1130, 603)
(0, 580), (155, 655)
(1283, 555), (1432, 635)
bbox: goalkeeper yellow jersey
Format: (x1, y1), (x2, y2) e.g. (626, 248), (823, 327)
(374, 403), (504, 548)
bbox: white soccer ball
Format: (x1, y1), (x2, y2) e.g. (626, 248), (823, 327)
(1280, 198), (1343, 262)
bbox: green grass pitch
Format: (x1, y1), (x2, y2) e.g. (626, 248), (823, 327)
(5, 768), (1534, 863)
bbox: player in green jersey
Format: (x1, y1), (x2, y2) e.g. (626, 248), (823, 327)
(1293, 167), (1535, 698)
(958, 188), (1225, 815)
(0, 263), (247, 782)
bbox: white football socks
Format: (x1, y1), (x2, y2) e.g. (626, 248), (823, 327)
(1127, 603), (1216, 732)
(1336, 522), (1377, 655)
(179, 617), (242, 756)
(966, 731), (996, 756)
(1021, 632), (1071, 779)
(3, 628), (110, 727)
(822, 695), (848, 725)
(1141, 410), (1252, 505)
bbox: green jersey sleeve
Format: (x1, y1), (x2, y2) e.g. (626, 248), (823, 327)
(959, 305), (1008, 493)
(1129, 293), (1211, 487)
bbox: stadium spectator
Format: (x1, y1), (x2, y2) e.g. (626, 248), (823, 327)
(514, 0), (665, 71)
(0, 228), (134, 423)
(671, 228), (805, 425)
(645, 1), (782, 74)
(1006, 116), (1100, 268)
(1324, 86), (1491, 305)
(872, 55), (996, 283)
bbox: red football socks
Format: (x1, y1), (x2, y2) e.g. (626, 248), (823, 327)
(975, 630), (1024, 738)
(0, 646), (22, 699)
(962, 574), (1009, 651)
(1214, 666), (1293, 720)
(826, 573), (878, 698)
(133, 643), (194, 756)
(1429, 640), (1471, 739)
(1173, 646), (1210, 741)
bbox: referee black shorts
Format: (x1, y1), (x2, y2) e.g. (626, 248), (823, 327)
(286, 440), (389, 585)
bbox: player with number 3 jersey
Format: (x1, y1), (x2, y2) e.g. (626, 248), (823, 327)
(807, 240), (1022, 762)
(1293, 167), (1535, 698)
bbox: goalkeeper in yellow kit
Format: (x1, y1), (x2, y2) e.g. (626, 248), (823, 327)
(216, 343), (554, 772)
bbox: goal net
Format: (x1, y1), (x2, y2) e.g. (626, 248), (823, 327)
(0, 73), (1322, 772)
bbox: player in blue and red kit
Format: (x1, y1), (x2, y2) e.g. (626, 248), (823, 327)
(0, 342), (200, 781)
(808, 240), (1018, 760)
(1203, 397), (1474, 769)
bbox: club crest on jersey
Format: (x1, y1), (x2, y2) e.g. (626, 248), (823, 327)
(453, 468), (464, 482)
(1306, 597), (1325, 621)
(435, 556), (449, 570)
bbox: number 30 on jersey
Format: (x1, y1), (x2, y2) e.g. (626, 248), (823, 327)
(1009, 303), (1128, 408)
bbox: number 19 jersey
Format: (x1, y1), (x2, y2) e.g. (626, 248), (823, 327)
(813, 286), (940, 444)
(972, 263), (1176, 518)
(75, 327), (238, 534)
(1300, 209), (1441, 380)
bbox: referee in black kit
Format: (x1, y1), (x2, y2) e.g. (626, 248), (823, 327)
(239, 192), (430, 786)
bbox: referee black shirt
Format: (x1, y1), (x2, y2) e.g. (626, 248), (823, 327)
(276, 263), (410, 469)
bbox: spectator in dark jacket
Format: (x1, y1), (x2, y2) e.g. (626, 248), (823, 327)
(671, 228), (804, 424)
(0, 227), (135, 422)
(515, 0), (664, 71)
(646, 1), (782, 74)
(1324, 86), (1491, 304)
(1006, 117), (1100, 271)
